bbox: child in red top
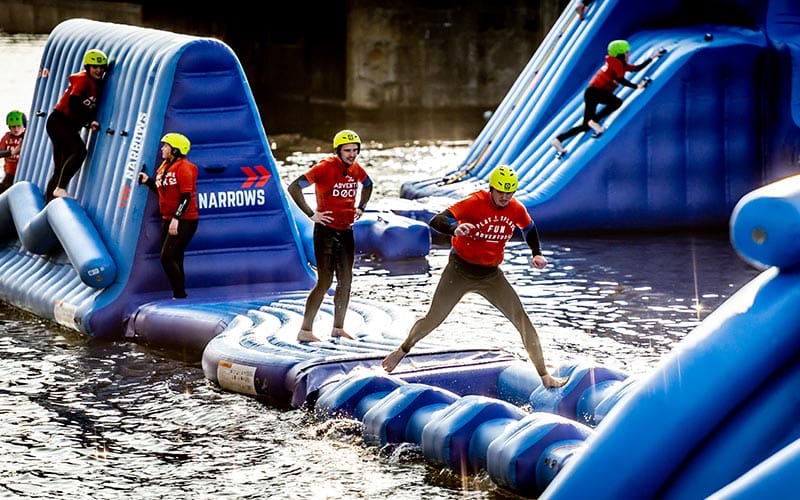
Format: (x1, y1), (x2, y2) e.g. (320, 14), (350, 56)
(382, 165), (567, 389)
(138, 132), (199, 299)
(0, 110), (26, 194)
(550, 40), (665, 158)
(287, 129), (373, 342)
(45, 48), (108, 202)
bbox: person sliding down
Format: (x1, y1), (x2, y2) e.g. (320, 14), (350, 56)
(550, 40), (666, 159)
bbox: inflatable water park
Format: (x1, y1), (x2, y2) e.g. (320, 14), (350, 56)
(1, 0), (799, 497)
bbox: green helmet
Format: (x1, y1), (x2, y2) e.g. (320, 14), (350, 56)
(489, 165), (518, 193)
(608, 40), (630, 57)
(333, 129), (361, 150)
(161, 132), (191, 155)
(83, 48), (108, 67)
(6, 110), (26, 127)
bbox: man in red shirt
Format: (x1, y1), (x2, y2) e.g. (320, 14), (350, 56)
(382, 165), (567, 389)
(550, 39), (665, 158)
(287, 129), (373, 342)
(45, 48), (108, 202)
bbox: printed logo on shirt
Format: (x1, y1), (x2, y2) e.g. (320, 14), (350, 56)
(332, 179), (358, 198)
(471, 214), (515, 242)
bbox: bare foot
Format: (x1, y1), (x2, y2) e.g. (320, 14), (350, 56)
(382, 347), (407, 372)
(331, 327), (355, 340)
(297, 329), (321, 342)
(52, 188), (73, 199)
(541, 374), (568, 389)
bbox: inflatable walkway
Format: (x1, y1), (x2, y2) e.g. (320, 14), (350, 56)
(198, 172), (800, 498)
(0, 19), (428, 341)
(399, 0), (800, 234)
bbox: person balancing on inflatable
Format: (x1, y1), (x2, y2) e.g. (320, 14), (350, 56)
(288, 129), (373, 343)
(550, 39), (666, 158)
(382, 165), (567, 389)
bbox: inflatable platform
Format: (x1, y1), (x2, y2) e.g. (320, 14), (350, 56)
(2, 4), (800, 498)
(398, 0), (800, 235)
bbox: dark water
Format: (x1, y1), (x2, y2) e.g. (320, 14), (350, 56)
(0, 34), (761, 499)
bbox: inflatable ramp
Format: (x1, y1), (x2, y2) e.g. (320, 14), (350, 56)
(399, 0), (800, 234)
(0, 19), (427, 342)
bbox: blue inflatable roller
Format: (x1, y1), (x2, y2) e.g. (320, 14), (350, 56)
(730, 174), (800, 270)
(421, 395), (527, 473)
(46, 197), (117, 288)
(487, 412), (593, 497)
(362, 383), (459, 446)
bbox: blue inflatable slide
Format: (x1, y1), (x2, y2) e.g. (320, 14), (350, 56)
(2, 0), (800, 496)
(400, 0), (800, 235)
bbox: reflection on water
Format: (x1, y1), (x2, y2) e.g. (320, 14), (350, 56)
(0, 33), (761, 499)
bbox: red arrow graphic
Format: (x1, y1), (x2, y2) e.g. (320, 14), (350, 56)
(241, 165), (271, 188)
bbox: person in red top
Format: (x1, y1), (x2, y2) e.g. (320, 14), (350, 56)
(0, 110), (26, 194)
(287, 129), (373, 342)
(138, 133), (199, 299)
(45, 48), (108, 202)
(550, 40), (665, 158)
(382, 165), (567, 389)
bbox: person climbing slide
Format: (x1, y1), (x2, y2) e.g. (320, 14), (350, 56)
(550, 40), (666, 159)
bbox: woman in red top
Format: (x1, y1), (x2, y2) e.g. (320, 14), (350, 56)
(138, 133), (199, 299)
(382, 165), (567, 389)
(550, 39), (665, 158)
(287, 129), (373, 342)
(45, 48), (108, 202)
(0, 110), (26, 194)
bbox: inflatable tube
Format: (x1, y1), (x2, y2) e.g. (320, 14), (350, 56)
(361, 383), (459, 446)
(421, 395), (527, 473)
(487, 412), (593, 497)
(6, 182), (56, 255)
(315, 372), (406, 421)
(46, 197), (116, 288)
(707, 437), (800, 500)
(730, 173), (800, 269)
(529, 363), (628, 424)
(354, 211), (431, 260)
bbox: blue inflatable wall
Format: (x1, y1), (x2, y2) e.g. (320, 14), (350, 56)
(400, 0), (800, 234)
(0, 19), (317, 337)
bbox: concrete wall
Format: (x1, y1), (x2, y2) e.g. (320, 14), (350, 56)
(0, 0), (562, 142)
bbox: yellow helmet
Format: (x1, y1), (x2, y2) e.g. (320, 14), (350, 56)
(83, 48), (108, 67)
(489, 165), (518, 193)
(333, 129), (361, 150)
(161, 132), (191, 155)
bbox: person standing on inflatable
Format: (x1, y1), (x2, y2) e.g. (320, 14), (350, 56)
(45, 48), (108, 202)
(287, 129), (373, 343)
(550, 40), (665, 158)
(138, 133), (199, 299)
(382, 165), (567, 389)
(0, 110), (26, 193)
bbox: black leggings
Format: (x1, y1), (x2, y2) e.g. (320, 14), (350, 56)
(45, 111), (87, 202)
(301, 223), (355, 330)
(160, 218), (198, 299)
(400, 252), (549, 376)
(556, 86), (621, 142)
